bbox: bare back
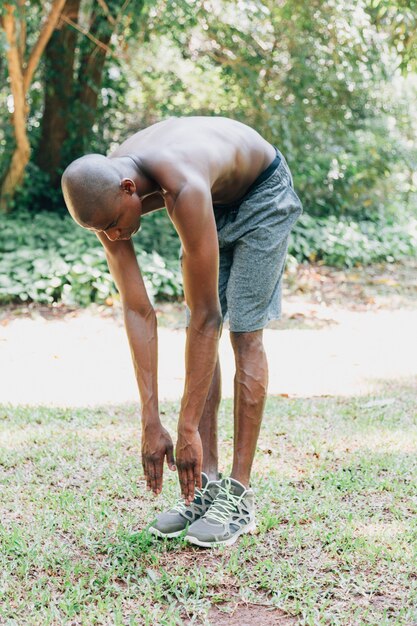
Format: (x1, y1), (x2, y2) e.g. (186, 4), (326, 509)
(109, 117), (276, 204)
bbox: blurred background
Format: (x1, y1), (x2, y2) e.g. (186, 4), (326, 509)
(0, 0), (416, 309)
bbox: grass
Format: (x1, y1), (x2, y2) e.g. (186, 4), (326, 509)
(1, 379), (416, 625)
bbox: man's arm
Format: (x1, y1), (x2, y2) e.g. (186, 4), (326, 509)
(168, 176), (222, 503)
(96, 232), (175, 494)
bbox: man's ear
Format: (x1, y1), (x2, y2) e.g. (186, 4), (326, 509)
(120, 178), (136, 195)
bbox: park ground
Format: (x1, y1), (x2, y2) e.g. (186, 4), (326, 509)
(0, 261), (416, 625)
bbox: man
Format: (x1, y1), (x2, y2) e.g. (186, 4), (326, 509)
(61, 116), (302, 548)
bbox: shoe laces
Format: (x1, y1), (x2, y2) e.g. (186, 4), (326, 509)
(172, 485), (205, 513)
(204, 479), (241, 524)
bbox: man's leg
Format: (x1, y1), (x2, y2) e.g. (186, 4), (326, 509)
(198, 357), (221, 481)
(195, 241), (230, 482)
(149, 356), (221, 538)
(185, 331), (264, 546)
(229, 330), (268, 487)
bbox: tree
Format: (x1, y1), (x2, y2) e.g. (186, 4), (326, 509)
(35, 0), (147, 199)
(0, 0), (67, 211)
(0, 0), (147, 211)
(366, 0), (417, 71)
(34, 0), (81, 186)
(129, 0), (395, 217)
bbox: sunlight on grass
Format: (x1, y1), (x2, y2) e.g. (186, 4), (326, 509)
(0, 379), (416, 625)
(354, 520), (408, 539)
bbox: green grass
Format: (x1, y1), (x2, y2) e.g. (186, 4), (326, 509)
(1, 379), (416, 625)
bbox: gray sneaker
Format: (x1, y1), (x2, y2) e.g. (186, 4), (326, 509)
(185, 477), (256, 547)
(149, 472), (220, 538)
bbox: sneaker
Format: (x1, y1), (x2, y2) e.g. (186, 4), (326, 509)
(185, 477), (256, 547)
(149, 472), (220, 538)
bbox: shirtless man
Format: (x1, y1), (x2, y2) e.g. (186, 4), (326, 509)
(61, 116), (302, 547)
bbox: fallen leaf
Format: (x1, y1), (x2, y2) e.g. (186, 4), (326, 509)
(260, 447), (275, 455)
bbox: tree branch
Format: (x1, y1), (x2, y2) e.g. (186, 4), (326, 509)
(60, 14), (112, 53)
(1, 4), (30, 207)
(23, 0), (67, 93)
(96, 0), (116, 25)
(17, 0), (26, 66)
(114, 0), (132, 28)
(3, 5), (29, 142)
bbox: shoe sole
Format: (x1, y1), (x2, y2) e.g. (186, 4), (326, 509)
(149, 526), (187, 539)
(185, 520), (257, 548)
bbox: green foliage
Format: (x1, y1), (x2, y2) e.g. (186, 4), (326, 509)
(0, 210), (182, 306)
(136, 210), (181, 261)
(7, 163), (64, 214)
(1, 0), (417, 246)
(0, 208), (415, 308)
(367, 0), (417, 71)
(290, 213), (417, 267)
(124, 0), (417, 221)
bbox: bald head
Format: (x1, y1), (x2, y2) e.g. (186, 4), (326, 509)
(61, 154), (122, 227)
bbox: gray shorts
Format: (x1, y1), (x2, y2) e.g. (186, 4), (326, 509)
(186, 149), (303, 332)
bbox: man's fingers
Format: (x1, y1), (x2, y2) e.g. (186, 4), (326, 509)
(142, 457), (151, 491)
(186, 466), (195, 504)
(180, 469), (188, 498)
(177, 464), (202, 503)
(147, 463), (155, 493)
(166, 445), (176, 471)
(195, 468), (202, 490)
(143, 457), (155, 493)
(149, 462), (159, 495)
(146, 462), (153, 492)
(178, 466), (188, 500)
(154, 459), (163, 494)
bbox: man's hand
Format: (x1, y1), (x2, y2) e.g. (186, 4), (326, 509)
(141, 424), (176, 495)
(176, 428), (203, 504)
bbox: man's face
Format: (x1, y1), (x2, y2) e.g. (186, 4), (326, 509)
(89, 192), (142, 241)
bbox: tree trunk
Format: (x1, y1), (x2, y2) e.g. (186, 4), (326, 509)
(0, 6), (30, 211)
(68, 0), (146, 159)
(36, 3), (113, 178)
(0, 0), (67, 211)
(68, 8), (113, 159)
(35, 0), (81, 186)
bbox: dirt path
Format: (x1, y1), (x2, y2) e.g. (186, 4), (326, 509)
(1, 263), (416, 407)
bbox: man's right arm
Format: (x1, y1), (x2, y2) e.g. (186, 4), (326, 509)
(96, 231), (175, 493)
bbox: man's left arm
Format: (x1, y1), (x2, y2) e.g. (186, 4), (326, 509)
(169, 177), (222, 504)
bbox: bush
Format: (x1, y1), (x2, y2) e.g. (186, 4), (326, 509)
(0, 210), (182, 306)
(289, 213), (417, 267)
(1, 209), (416, 307)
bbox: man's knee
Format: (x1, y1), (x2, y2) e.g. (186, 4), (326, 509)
(230, 330), (268, 392)
(230, 329), (265, 358)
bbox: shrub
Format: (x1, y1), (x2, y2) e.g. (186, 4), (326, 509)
(289, 213), (417, 267)
(0, 210), (182, 306)
(0, 209), (416, 307)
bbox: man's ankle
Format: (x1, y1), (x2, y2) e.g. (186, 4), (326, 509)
(204, 468), (221, 482)
(230, 473), (250, 488)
